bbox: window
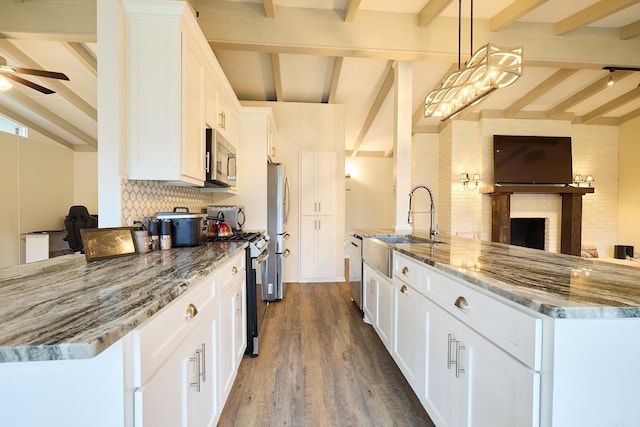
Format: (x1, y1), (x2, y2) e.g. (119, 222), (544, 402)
(0, 115), (27, 137)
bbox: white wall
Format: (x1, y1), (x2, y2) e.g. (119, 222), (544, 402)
(74, 152), (98, 213)
(345, 156), (395, 235)
(0, 132), (85, 267)
(240, 101), (346, 282)
(411, 133), (440, 235)
(618, 116), (640, 253)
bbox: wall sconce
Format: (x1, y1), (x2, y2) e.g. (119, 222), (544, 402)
(460, 173), (481, 190)
(574, 174), (595, 187)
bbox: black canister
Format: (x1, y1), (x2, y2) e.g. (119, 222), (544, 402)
(148, 219), (160, 251)
(159, 219), (172, 250)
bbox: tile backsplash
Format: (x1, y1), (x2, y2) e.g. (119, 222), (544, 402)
(120, 179), (215, 226)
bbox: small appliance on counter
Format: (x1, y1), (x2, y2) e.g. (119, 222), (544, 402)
(154, 207), (207, 247)
(206, 205), (245, 231)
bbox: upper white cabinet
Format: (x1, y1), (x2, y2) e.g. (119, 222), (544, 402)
(124, 1), (239, 186)
(300, 151), (335, 216)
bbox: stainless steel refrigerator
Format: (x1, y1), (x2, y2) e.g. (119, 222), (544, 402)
(265, 162), (290, 301)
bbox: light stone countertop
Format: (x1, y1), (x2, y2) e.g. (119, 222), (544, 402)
(0, 242), (246, 363)
(355, 229), (640, 319)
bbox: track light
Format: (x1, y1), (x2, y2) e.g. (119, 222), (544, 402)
(607, 70), (615, 87)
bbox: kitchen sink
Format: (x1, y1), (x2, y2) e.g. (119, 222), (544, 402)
(363, 235), (440, 278)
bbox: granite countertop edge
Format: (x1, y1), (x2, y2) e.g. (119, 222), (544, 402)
(354, 228), (640, 320)
(0, 242), (247, 363)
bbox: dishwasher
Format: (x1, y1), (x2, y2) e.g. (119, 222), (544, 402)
(348, 234), (363, 310)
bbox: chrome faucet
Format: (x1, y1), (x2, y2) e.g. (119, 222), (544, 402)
(408, 184), (438, 239)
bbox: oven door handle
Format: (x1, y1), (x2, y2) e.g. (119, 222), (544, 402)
(256, 250), (269, 264)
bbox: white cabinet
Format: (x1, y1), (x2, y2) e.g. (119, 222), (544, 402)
(424, 296), (540, 427)
(218, 252), (246, 408)
(125, 3), (208, 186)
(299, 151), (337, 280)
(300, 151), (335, 216)
(216, 88), (239, 144)
(132, 269), (218, 427)
(393, 276), (427, 399)
(362, 262), (393, 351)
(299, 216), (336, 280)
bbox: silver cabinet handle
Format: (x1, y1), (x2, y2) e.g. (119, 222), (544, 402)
(185, 303), (198, 319)
(447, 333), (466, 378)
(455, 340), (466, 378)
(189, 348), (201, 392)
(454, 296), (469, 312)
(200, 343), (206, 383)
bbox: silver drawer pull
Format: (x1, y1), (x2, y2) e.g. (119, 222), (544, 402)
(454, 296), (469, 312)
(185, 303), (198, 319)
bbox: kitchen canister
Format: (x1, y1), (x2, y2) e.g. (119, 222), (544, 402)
(134, 230), (151, 254)
(148, 219), (160, 251)
(159, 219), (172, 250)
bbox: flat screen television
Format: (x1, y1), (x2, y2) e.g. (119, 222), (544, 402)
(493, 135), (573, 185)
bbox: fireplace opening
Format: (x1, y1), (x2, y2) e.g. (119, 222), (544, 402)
(511, 218), (545, 250)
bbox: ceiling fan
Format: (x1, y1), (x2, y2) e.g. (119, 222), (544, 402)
(0, 55), (69, 95)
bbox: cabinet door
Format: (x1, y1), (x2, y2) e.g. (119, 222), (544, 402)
(299, 216), (317, 279)
(218, 281), (236, 406)
(393, 280), (427, 398)
(299, 151), (335, 216)
(376, 273), (394, 352)
(189, 308), (218, 427)
(315, 216), (335, 277)
(182, 33), (206, 182)
(362, 263), (378, 325)
(233, 273), (247, 363)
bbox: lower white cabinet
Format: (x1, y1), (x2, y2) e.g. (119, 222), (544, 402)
(393, 277), (427, 399)
(299, 216), (336, 280)
(424, 296), (540, 427)
(133, 250), (245, 427)
(218, 252), (247, 408)
(362, 262), (393, 352)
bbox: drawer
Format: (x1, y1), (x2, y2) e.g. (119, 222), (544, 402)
(132, 274), (217, 386)
(219, 251), (245, 293)
(424, 266), (542, 370)
(393, 252), (422, 291)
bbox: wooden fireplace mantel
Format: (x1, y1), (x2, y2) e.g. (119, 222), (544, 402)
(480, 185), (594, 256)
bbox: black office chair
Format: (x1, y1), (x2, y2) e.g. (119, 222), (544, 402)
(64, 205), (98, 253)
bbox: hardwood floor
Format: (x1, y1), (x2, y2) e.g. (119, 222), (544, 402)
(218, 281), (435, 427)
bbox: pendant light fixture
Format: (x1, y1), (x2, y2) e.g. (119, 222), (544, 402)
(424, 0), (523, 121)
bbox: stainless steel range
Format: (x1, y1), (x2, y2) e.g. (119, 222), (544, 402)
(209, 231), (269, 357)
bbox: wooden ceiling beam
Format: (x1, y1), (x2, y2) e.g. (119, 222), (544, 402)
(620, 106), (640, 123)
(344, 0), (361, 22)
(419, 0), (454, 27)
(555, 0), (640, 36)
(620, 19), (640, 39)
(0, 104), (75, 150)
(582, 85), (640, 123)
(327, 57), (343, 104)
(64, 42), (97, 76)
(351, 61), (394, 157)
(5, 89), (97, 148)
(271, 53), (283, 102)
(505, 69), (577, 116)
(0, 40), (97, 121)
(490, 0), (549, 32)
(546, 71), (633, 118)
(264, 0), (276, 18)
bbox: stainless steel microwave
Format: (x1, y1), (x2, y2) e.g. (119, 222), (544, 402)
(205, 129), (237, 187)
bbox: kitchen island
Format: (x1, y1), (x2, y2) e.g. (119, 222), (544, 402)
(0, 242), (247, 426)
(356, 229), (640, 427)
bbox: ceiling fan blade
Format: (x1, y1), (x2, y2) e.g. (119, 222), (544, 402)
(11, 67), (69, 81)
(4, 74), (55, 94)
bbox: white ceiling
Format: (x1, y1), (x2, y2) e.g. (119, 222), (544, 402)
(0, 0), (639, 155)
